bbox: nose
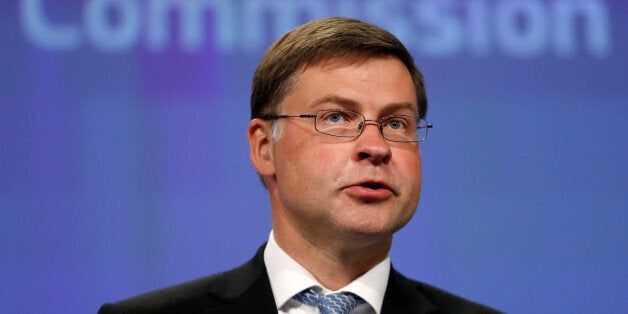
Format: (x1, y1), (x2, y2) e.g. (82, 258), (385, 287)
(354, 121), (392, 164)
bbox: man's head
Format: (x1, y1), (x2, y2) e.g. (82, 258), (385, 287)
(248, 17), (427, 251)
(251, 17), (427, 121)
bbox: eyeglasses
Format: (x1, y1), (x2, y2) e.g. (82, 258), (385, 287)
(261, 109), (433, 142)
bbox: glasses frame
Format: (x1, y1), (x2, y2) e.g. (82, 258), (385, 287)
(261, 108), (433, 142)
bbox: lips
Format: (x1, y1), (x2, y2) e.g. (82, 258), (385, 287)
(356, 180), (390, 191)
(343, 179), (397, 201)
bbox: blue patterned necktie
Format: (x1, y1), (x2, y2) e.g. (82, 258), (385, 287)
(293, 287), (367, 314)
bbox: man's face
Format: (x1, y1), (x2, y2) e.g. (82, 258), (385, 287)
(263, 56), (422, 244)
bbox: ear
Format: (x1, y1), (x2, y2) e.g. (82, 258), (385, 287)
(247, 118), (276, 177)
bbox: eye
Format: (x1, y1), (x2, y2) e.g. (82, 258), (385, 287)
(327, 113), (344, 123)
(318, 110), (354, 124)
(384, 117), (409, 130)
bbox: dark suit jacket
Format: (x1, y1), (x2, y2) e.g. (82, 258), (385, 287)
(99, 245), (500, 313)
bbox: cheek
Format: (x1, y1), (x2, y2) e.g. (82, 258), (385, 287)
(276, 137), (334, 184)
(296, 145), (345, 187)
(395, 145), (421, 166)
(395, 150), (422, 187)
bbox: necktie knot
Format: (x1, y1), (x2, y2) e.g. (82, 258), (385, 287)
(293, 287), (366, 314)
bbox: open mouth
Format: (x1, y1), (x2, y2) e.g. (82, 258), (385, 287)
(360, 182), (386, 190)
(345, 181), (394, 201)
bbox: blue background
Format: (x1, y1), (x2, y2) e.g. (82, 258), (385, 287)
(1, 1), (626, 313)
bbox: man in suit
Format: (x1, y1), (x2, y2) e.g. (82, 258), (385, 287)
(99, 17), (500, 314)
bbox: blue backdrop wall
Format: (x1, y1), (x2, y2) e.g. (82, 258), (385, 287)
(1, 1), (626, 313)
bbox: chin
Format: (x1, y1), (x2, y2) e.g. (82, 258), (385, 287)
(337, 220), (402, 242)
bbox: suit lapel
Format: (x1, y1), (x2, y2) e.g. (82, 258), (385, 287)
(201, 247), (440, 314)
(202, 275), (276, 314)
(381, 268), (439, 314)
(204, 245), (278, 314)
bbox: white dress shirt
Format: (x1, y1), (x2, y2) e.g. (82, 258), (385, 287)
(264, 231), (390, 314)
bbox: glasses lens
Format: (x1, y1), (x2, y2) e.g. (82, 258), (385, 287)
(381, 115), (425, 142)
(315, 109), (362, 137)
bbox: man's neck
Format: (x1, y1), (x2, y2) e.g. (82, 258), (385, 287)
(272, 222), (392, 291)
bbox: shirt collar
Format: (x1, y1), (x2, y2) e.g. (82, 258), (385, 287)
(263, 231), (390, 314)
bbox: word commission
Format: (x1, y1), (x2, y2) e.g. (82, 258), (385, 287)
(21, 0), (611, 58)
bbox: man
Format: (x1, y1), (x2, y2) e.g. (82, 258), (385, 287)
(99, 17), (499, 314)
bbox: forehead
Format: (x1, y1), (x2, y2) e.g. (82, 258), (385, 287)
(285, 56), (418, 114)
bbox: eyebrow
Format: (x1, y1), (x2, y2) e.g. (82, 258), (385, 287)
(309, 95), (418, 115)
(309, 95), (359, 109)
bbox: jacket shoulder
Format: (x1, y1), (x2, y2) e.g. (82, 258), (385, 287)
(388, 269), (502, 314)
(99, 248), (269, 314)
(98, 272), (227, 314)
